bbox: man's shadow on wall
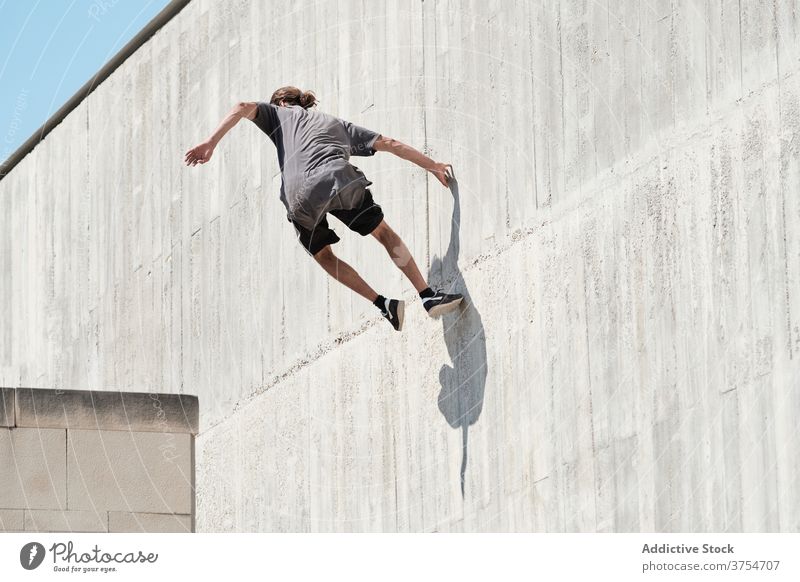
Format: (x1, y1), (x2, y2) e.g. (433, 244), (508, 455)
(427, 176), (488, 498)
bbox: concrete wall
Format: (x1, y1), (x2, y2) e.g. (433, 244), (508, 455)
(0, 388), (197, 532)
(1, 0), (799, 531)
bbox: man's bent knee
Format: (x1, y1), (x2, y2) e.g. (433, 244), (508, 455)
(372, 223), (413, 267)
(371, 220), (395, 244)
(313, 245), (335, 263)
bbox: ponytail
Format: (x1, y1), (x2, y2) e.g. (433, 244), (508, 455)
(270, 86), (318, 109)
(299, 90), (317, 109)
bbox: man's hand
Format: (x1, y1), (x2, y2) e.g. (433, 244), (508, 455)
(184, 141), (214, 166)
(184, 102), (257, 167)
(427, 162), (453, 188)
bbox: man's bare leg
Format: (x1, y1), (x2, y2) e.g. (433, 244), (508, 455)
(370, 220), (428, 292)
(313, 245), (379, 302)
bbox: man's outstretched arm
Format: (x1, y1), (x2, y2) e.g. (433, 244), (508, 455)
(373, 135), (452, 187)
(184, 101), (258, 166)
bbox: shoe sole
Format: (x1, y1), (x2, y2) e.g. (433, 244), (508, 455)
(395, 300), (405, 331)
(427, 297), (463, 318)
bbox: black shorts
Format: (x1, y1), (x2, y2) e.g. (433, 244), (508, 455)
(291, 188), (384, 256)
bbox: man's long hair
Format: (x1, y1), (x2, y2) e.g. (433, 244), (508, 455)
(270, 86), (317, 109)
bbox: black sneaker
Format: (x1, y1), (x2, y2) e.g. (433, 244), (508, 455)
(422, 290), (464, 318)
(378, 298), (405, 331)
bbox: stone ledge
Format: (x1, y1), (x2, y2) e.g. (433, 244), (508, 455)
(0, 388), (14, 427)
(11, 388), (198, 435)
(0, 428), (67, 510)
(109, 511), (192, 533)
(67, 430), (192, 514)
(0, 509), (24, 532)
(24, 509), (107, 533)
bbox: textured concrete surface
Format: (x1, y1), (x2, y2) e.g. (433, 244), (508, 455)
(1, 0), (800, 531)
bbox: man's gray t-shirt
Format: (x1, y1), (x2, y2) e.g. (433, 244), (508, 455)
(251, 102), (381, 230)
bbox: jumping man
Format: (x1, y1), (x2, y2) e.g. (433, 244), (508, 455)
(184, 86), (462, 331)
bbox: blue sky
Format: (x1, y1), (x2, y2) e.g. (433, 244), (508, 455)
(0, 0), (171, 163)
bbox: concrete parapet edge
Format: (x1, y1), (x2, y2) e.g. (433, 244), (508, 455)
(0, 388), (14, 427)
(9, 388), (198, 435)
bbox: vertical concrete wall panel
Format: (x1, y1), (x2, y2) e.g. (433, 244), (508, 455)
(705, 0), (742, 105)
